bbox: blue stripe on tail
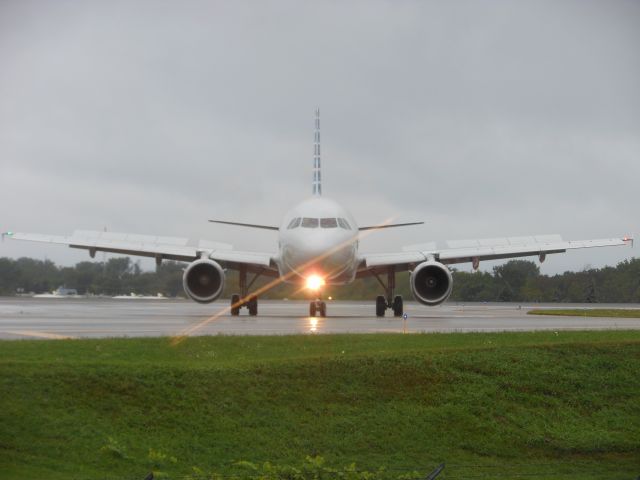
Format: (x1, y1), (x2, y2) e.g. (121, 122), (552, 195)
(312, 108), (322, 196)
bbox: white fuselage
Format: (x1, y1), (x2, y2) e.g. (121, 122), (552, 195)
(275, 197), (359, 285)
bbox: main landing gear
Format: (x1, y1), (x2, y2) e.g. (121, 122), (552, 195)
(231, 293), (257, 316)
(373, 266), (403, 317)
(309, 299), (327, 317)
(230, 265), (260, 316)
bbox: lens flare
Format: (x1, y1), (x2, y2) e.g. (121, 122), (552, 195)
(305, 274), (325, 290)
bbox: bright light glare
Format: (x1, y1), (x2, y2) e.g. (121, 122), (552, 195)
(305, 274), (325, 290)
(310, 318), (318, 332)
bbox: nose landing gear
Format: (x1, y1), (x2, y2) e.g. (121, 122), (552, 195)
(309, 299), (327, 317)
(373, 267), (403, 317)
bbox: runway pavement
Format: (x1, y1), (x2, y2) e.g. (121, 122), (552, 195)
(1, 297), (639, 340)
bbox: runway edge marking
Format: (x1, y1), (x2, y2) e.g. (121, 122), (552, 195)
(4, 330), (76, 340)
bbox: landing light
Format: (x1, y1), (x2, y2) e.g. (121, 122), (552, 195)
(305, 274), (325, 290)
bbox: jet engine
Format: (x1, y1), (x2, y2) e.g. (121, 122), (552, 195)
(182, 259), (225, 303)
(410, 260), (453, 306)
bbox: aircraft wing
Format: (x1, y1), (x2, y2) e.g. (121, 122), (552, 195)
(4, 230), (276, 270)
(360, 235), (632, 271)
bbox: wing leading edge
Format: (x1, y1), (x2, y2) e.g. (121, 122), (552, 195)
(358, 221), (424, 231)
(361, 235), (632, 270)
(6, 230), (276, 269)
(208, 220), (279, 231)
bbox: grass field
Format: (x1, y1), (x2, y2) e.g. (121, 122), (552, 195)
(528, 309), (640, 318)
(1, 331), (639, 479)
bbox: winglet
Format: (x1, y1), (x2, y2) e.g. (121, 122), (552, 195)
(623, 235), (634, 247)
(312, 108), (322, 196)
(1, 231), (13, 242)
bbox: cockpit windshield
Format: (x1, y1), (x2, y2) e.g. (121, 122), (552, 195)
(320, 218), (338, 228)
(289, 217), (352, 229)
(337, 218), (351, 230)
(287, 217), (301, 229)
(301, 217), (319, 228)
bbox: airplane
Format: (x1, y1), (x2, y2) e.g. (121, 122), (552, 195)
(3, 109), (633, 318)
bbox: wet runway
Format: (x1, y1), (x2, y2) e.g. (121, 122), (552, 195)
(1, 297), (639, 340)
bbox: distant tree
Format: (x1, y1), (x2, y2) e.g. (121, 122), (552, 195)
(450, 270), (498, 301)
(585, 279), (597, 303)
(521, 276), (546, 302)
(0, 257), (18, 294)
(0, 255), (638, 302)
(156, 261), (186, 297)
(493, 260), (540, 301)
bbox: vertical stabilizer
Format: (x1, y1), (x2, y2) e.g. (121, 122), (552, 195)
(312, 108), (322, 196)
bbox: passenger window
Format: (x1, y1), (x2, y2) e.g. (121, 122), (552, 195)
(301, 217), (319, 228)
(320, 218), (337, 228)
(337, 218), (352, 230)
(287, 217), (301, 229)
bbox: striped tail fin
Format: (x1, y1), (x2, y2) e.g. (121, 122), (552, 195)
(312, 108), (322, 196)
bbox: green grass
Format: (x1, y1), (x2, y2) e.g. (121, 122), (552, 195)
(528, 309), (640, 318)
(1, 331), (640, 479)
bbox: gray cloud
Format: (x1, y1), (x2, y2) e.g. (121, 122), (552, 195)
(1, 0), (638, 274)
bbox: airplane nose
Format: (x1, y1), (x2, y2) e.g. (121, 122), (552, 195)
(283, 236), (354, 277)
(300, 243), (352, 274)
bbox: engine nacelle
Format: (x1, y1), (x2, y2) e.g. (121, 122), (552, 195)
(410, 260), (453, 306)
(182, 259), (225, 304)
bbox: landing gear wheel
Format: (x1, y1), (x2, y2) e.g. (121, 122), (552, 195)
(376, 295), (386, 317)
(248, 296), (258, 316)
(319, 301), (327, 317)
(392, 295), (403, 317)
(310, 302), (317, 317)
(231, 294), (240, 316)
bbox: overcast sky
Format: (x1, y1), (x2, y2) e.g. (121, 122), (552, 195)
(0, 0), (638, 275)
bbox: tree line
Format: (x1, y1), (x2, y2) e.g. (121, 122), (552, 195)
(0, 256), (638, 302)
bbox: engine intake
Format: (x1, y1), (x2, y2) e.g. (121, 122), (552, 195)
(182, 259), (225, 303)
(410, 260), (453, 306)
